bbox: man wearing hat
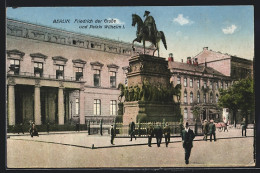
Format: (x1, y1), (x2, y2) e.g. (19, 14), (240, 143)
(202, 119), (209, 141)
(143, 10), (157, 42)
(147, 123), (154, 147)
(209, 119), (216, 142)
(181, 122), (195, 164)
(110, 125), (115, 145)
(163, 123), (171, 147)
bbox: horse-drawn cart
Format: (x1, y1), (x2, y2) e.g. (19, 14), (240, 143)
(215, 122), (227, 132)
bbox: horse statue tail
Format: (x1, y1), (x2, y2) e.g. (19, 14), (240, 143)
(160, 31), (167, 50)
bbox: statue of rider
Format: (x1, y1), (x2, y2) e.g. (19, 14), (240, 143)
(143, 11), (157, 44)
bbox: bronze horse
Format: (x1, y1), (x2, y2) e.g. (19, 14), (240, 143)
(132, 14), (167, 57)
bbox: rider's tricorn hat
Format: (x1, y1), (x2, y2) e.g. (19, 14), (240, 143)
(144, 11), (150, 17)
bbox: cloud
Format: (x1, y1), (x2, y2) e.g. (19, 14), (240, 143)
(222, 24), (237, 34)
(184, 36), (189, 40)
(107, 18), (125, 25)
(173, 14), (193, 26)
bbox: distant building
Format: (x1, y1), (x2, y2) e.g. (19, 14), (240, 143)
(195, 47), (253, 81)
(6, 18), (154, 126)
(168, 47), (254, 124)
(168, 56), (231, 123)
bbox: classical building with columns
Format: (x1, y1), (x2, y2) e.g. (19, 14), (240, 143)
(6, 18), (154, 126)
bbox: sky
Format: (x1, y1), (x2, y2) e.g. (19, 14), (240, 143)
(6, 6), (254, 61)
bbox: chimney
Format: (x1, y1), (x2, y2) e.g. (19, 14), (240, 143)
(187, 57), (192, 64)
(168, 53), (174, 62)
(194, 58), (198, 66)
(181, 59), (183, 63)
(203, 47), (208, 51)
(204, 59), (207, 67)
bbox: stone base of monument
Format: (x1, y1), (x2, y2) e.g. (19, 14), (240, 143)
(122, 101), (181, 125)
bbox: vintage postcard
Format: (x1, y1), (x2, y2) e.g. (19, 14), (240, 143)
(6, 6), (255, 168)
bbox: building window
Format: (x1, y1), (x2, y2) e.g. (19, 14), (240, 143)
(203, 80), (207, 88)
(184, 108), (188, 119)
(210, 81), (213, 89)
(203, 93), (206, 103)
(197, 79), (200, 88)
(75, 67), (83, 81)
(34, 62), (43, 77)
(94, 99), (101, 115)
(197, 91), (200, 103)
(75, 98), (79, 115)
(184, 78), (187, 87)
(225, 82), (228, 89)
(56, 65), (64, 79)
(190, 92), (193, 104)
(110, 72), (116, 88)
(177, 76), (181, 85)
(221, 82), (223, 89)
(94, 70), (100, 87)
(216, 94), (219, 103)
(190, 111), (193, 119)
(190, 78), (193, 88)
(9, 59), (20, 75)
(210, 93), (213, 103)
(216, 81), (219, 90)
(110, 100), (117, 115)
(184, 91), (187, 103)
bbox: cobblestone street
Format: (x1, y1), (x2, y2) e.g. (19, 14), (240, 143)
(7, 128), (254, 168)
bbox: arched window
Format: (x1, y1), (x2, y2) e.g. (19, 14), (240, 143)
(216, 94), (219, 103)
(203, 93), (206, 103)
(184, 108), (188, 119)
(197, 91), (200, 103)
(190, 92), (193, 104)
(210, 92), (213, 103)
(197, 79), (200, 88)
(184, 91), (187, 103)
(184, 78), (187, 87)
(190, 78), (193, 88)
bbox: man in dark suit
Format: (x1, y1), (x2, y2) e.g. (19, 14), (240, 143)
(155, 124), (163, 147)
(209, 119), (216, 142)
(241, 117), (247, 137)
(130, 121), (136, 141)
(110, 125), (115, 145)
(163, 123), (171, 147)
(147, 124), (154, 147)
(181, 122), (195, 164)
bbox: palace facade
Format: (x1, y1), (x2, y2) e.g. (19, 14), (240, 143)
(6, 18), (154, 126)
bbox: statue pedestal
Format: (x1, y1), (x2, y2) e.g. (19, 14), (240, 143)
(123, 101), (180, 125)
(122, 54), (181, 125)
(127, 54), (171, 87)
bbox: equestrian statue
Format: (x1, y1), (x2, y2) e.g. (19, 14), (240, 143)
(132, 11), (167, 57)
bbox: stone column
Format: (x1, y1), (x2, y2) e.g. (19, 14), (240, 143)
(58, 87), (64, 125)
(8, 85), (15, 125)
(34, 85), (41, 125)
(79, 87), (85, 124)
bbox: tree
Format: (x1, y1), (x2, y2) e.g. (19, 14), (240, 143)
(218, 78), (254, 127)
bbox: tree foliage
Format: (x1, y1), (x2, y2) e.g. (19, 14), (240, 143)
(218, 78), (254, 125)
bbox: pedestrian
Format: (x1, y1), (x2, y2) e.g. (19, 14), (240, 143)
(223, 122), (228, 132)
(130, 121), (136, 141)
(46, 122), (50, 134)
(30, 123), (39, 138)
(155, 124), (163, 147)
(181, 122), (195, 164)
(110, 125), (115, 145)
(209, 119), (216, 142)
(76, 122), (80, 132)
(147, 124), (154, 147)
(202, 120), (209, 141)
(18, 123), (24, 134)
(241, 117), (247, 137)
(163, 123), (171, 147)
